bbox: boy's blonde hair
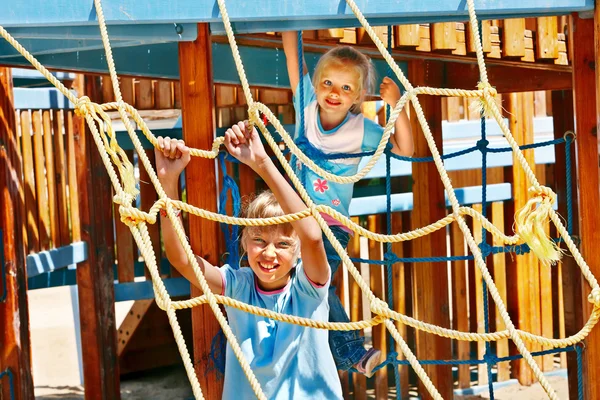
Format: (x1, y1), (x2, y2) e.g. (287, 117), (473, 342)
(312, 46), (376, 114)
(241, 191), (299, 254)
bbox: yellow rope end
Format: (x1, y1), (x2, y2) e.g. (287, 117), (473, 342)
(588, 288), (600, 308)
(514, 186), (562, 267)
(469, 82), (497, 119)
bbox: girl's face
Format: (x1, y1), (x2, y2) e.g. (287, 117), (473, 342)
(244, 228), (299, 291)
(315, 64), (362, 123)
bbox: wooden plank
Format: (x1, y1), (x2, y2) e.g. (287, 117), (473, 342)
(139, 149), (161, 279)
(504, 92), (536, 385)
(467, 20), (491, 54)
(391, 212), (409, 399)
(136, 79), (154, 110)
(452, 23), (466, 56)
(348, 217), (367, 400)
(367, 214), (387, 400)
(72, 75), (120, 399)
(66, 110), (80, 245)
(491, 202), (510, 382)
(114, 150), (136, 283)
(32, 110), (49, 250)
(42, 110), (59, 247)
(431, 22), (457, 52)
(19, 109), (38, 253)
(536, 17), (559, 60)
(408, 59), (452, 399)
(394, 24), (420, 48)
(471, 203), (487, 385)
(446, 97), (461, 122)
(215, 85), (237, 107)
(179, 24), (223, 399)
(416, 24), (431, 52)
(534, 91), (547, 117)
(52, 109), (70, 246)
(121, 77), (135, 105)
(551, 89), (579, 399)
(571, 13), (600, 400)
(317, 28), (345, 41)
(0, 67), (34, 400)
(450, 221), (470, 388)
(117, 299), (153, 355)
(155, 80), (173, 109)
(102, 75), (115, 103)
(502, 19), (526, 58)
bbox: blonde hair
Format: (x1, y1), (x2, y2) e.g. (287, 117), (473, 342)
(312, 46), (376, 114)
(240, 191), (299, 254)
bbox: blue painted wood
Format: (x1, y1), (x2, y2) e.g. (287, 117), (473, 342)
(0, 1), (592, 32)
(14, 88), (75, 109)
(26, 241), (88, 278)
(114, 277), (190, 302)
(349, 183), (512, 216)
(6, 24), (198, 41)
(0, 38), (147, 59)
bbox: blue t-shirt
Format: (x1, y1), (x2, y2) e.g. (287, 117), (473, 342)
(292, 74), (384, 220)
(219, 262), (343, 400)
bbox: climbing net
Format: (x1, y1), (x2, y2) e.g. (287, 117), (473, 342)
(1, 0), (599, 399)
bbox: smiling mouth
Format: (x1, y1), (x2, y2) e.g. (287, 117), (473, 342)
(259, 262), (279, 273)
(325, 99), (341, 106)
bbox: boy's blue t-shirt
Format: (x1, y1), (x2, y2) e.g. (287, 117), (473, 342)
(219, 262), (343, 400)
(292, 74), (385, 220)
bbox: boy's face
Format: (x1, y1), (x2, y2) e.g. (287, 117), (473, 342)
(315, 64), (362, 120)
(244, 228), (299, 291)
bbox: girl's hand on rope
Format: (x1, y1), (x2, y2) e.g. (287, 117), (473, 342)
(224, 121), (269, 171)
(380, 76), (401, 107)
(155, 136), (191, 187)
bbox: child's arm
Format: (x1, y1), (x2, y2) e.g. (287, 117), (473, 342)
(380, 77), (414, 157)
(225, 122), (329, 285)
(155, 137), (224, 294)
(282, 31), (308, 96)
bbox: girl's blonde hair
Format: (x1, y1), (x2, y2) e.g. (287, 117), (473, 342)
(240, 191), (299, 254)
(312, 46), (376, 114)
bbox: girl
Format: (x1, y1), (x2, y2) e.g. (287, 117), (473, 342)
(282, 31), (414, 377)
(156, 122), (343, 400)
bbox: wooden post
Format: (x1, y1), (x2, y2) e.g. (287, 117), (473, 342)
(0, 68), (34, 400)
(551, 89), (581, 400)
(73, 75), (120, 399)
(178, 24), (224, 399)
(408, 59), (452, 399)
(571, 13), (600, 400)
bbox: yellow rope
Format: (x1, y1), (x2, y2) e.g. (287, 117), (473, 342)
(0, 0), (598, 398)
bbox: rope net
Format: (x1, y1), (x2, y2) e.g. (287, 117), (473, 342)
(1, 0), (598, 399)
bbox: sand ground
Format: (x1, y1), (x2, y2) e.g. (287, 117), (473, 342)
(30, 286), (569, 399)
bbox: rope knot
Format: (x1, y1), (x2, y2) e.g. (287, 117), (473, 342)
(483, 351), (498, 365)
(476, 139), (489, 151)
(113, 191), (134, 207)
(478, 242), (493, 257)
(118, 205), (156, 227)
(588, 288), (600, 308)
(74, 96), (92, 117)
(370, 298), (389, 317)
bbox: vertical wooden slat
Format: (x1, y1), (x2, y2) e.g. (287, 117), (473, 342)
(571, 13), (600, 400)
(135, 79), (154, 110)
(471, 204), (488, 385)
(114, 150), (136, 283)
(66, 110), (81, 244)
(20, 109), (38, 253)
(32, 110), (49, 250)
(348, 217), (367, 400)
(408, 59), (452, 399)
(367, 215), (387, 400)
(139, 150), (161, 278)
(52, 110), (70, 246)
(431, 22), (457, 52)
(536, 17), (559, 60)
(42, 110), (59, 247)
(491, 202), (510, 381)
(0, 66), (34, 400)
(391, 212), (409, 398)
(503, 19), (526, 58)
(551, 89), (579, 399)
(450, 222), (470, 388)
(120, 77), (135, 105)
(179, 24), (223, 399)
(102, 76), (115, 103)
(155, 80), (173, 109)
(73, 75), (120, 399)
(394, 24), (420, 48)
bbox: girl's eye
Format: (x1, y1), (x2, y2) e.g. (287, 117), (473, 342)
(342, 84), (351, 91)
(278, 242), (291, 248)
(323, 80), (332, 86)
(253, 238), (265, 244)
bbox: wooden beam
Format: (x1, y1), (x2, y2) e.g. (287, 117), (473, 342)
(73, 75), (120, 399)
(571, 13), (600, 400)
(551, 89), (581, 400)
(178, 24), (223, 399)
(0, 67), (34, 400)
(408, 59), (452, 400)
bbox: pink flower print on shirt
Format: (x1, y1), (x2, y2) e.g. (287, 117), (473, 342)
(295, 160), (302, 170)
(331, 199), (341, 207)
(313, 179), (329, 193)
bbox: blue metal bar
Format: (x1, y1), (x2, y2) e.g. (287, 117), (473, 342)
(0, 38), (147, 59)
(0, 1), (592, 31)
(114, 277), (191, 302)
(26, 241), (88, 278)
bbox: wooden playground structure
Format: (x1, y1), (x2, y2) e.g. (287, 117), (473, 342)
(1, 1), (600, 399)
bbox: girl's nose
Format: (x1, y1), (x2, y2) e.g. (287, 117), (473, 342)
(263, 243), (277, 258)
